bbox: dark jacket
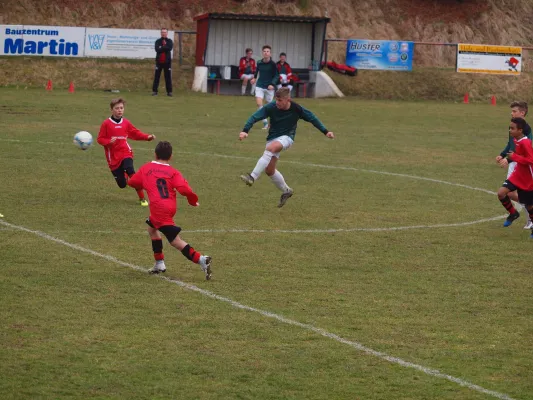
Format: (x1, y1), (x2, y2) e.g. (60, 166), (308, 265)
(154, 37), (173, 64)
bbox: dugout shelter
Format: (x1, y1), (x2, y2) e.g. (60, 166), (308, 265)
(192, 13), (332, 97)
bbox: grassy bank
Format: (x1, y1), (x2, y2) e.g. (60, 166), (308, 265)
(3, 56), (533, 102)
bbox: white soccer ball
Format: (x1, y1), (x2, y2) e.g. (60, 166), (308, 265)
(73, 131), (93, 150)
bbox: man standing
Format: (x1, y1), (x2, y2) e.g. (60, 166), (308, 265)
(152, 28), (173, 97)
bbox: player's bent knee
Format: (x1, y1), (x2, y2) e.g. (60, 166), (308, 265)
(116, 179), (128, 189)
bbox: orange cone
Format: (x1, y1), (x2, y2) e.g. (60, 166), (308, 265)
(68, 82), (75, 93)
(46, 80), (52, 91)
(463, 93), (469, 104)
(491, 95), (496, 106)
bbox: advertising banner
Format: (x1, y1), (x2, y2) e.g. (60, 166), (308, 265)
(457, 44), (521, 75)
(84, 28), (174, 59)
(0, 25), (85, 56)
(346, 39), (414, 71)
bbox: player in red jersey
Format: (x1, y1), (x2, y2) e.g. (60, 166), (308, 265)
(97, 98), (156, 206)
(128, 141), (213, 279)
(497, 117), (533, 236)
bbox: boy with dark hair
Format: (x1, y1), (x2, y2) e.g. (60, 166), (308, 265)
(497, 117), (533, 236)
(276, 52), (293, 91)
(239, 87), (334, 207)
(239, 48), (256, 95)
(250, 45), (279, 129)
(97, 98), (155, 206)
(496, 101), (532, 227)
(128, 141), (212, 279)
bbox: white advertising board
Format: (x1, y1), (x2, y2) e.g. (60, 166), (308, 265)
(457, 44), (522, 75)
(84, 28), (174, 59)
(0, 25), (85, 56)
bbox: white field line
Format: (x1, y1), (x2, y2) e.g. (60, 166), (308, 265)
(0, 138), (497, 195)
(0, 219), (517, 400)
(0, 215), (506, 235)
(0, 138), (502, 234)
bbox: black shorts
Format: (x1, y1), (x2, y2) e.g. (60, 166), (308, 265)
(503, 180), (533, 205)
(111, 158), (135, 188)
(146, 218), (182, 243)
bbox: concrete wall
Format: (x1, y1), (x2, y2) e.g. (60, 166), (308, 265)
(310, 71), (344, 98)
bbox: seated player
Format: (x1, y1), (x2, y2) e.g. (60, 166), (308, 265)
(497, 117), (533, 236)
(239, 48), (256, 96)
(276, 52), (293, 92)
(97, 98), (155, 206)
(128, 141), (213, 279)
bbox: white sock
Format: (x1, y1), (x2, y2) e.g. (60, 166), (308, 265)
(199, 255), (207, 269)
(241, 84), (246, 95)
(251, 150), (274, 180)
(270, 170), (289, 192)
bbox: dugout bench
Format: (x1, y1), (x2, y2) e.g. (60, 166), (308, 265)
(206, 66), (312, 98)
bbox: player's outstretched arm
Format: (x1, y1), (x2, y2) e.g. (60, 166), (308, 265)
(173, 173), (200, 206)
(128, 123), (155, 141)
(239, 107), (269, 139)
(300, 106), (333, 138)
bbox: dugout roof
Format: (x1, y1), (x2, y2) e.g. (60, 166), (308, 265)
(194, 13), (330, 69)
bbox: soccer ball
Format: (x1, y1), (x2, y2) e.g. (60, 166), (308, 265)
(73, 131), (93, 150)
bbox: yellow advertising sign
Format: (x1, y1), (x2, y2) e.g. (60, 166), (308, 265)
(457, 43), (522, 75)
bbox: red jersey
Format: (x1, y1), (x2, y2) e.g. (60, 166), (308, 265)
(128, 161), (199, 228)
(509, 136), (533, 191)
(97, 117), (151, 170)
(239, 57), (256, 77)
(276, 61), (292, 81)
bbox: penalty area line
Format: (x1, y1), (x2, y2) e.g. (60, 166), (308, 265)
(0, 219), (517, 400)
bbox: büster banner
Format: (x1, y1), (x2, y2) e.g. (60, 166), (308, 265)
(1, 25), (85, 57)
(457, 44), (522, 75)
(84, 28), (174, 59)
(345, 39), (414, 71)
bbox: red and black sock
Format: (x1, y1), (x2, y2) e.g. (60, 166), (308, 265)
(499, 195), (517, 214)
(181, 244), (201, 264)
(152, 239), (164, 261)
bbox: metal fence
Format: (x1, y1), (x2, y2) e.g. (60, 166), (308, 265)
(174, 31), (196, 65)
(176, 33), (533, 71)
(324, 38), (533, 71)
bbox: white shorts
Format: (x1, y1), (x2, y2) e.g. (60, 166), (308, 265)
(240, 74), (254, 80)
(255, 87), (274, 102)
(266, 135), (294, 158)
(507, 161), (517, 179)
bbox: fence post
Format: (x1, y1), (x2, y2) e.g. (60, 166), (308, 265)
(178, 32), (183, 66)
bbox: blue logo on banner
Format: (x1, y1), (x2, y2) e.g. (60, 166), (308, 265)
(346, 40), (414, 71)
(88, 34), (105, 50)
